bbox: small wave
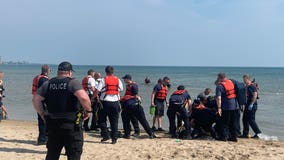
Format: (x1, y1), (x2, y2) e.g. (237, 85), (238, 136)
(258, 133), (279, 141)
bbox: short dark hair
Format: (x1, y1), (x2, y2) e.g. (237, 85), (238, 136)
(41, 64), (50, 74)
(217, 72), (226, 80)
(177, 85), (185, 90)
(87, 69), (94, 75)
(163, 76), (170, 81)
(105, 66), (114, 75)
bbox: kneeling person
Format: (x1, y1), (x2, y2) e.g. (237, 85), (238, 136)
(167, 85), (192, 138)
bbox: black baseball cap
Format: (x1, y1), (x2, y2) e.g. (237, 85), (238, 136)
(122, 74), (132, 80)
(58, 61), (75, 72)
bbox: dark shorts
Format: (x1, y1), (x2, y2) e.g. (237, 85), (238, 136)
(154, 99), (165, 116)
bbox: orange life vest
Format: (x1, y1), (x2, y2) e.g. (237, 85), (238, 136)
(121, 82), (136, 102)
(32, 74), (49, 95)
(194, 104), (206, 110)
(220, 79), (236, 99)
(172, 90), (186, 95)
(104, 75), (119, 95)
(155, 84), (168, 100)
(82, 76), (90, 91)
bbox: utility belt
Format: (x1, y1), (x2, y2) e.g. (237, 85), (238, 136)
(46, 111), (83, 131)
(169, 102), (186, 109)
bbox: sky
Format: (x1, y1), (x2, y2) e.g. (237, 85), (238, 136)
(0, 0), (284, 67)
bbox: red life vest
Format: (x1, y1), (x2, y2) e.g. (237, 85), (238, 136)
(32, 74), (49, 95)
(155, 84), (168, 100)
(121, 82), (136, 102)
(220, 79), (236, 99)
(104, 75), (119, 95)
(194, 104), (206, 110)
(82, 76), (90, 91)
(172, 90), (186, 95)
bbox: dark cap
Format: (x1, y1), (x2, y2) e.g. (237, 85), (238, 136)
(122, 74), (132, 80)
(58, 61), (74, 72)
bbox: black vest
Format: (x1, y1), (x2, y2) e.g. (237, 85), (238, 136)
(45, 77), (78, 114)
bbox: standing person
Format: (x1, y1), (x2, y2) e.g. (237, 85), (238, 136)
(215, 73), (239, 142)
(89, 72), (103, 131)
(240, 74), (262, 138)
(167, 85), (192, 138)
(120, 74), (155, 139)
(96, 66), (123, 144)
(151, 76), (170, 131)
(33, 61), (92, 160)
(197, 88), (211, 99)
(0, 71), (8, 120)
(81, 69), (96, 131)
(32, 64), (50, 145)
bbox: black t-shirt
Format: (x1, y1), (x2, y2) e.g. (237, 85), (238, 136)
(38, 77), (82, 98)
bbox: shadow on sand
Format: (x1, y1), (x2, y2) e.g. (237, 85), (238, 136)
(0, 137), (46, 154)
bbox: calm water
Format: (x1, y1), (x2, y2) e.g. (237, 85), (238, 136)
(1, 64), (284, 139)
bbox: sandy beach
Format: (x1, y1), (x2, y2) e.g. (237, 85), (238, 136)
(0, 120), (283, 160)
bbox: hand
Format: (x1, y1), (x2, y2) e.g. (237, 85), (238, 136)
(241, 105), (245, 112)
(248, 103), (254, 111)
(217, 108), (222, 116)
(151, 102), (155, 107)
(83, 112), (90, 121)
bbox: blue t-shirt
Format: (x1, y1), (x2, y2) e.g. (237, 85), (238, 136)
(216, 84), (238, 110)
(247, 84), (258, 105)
(169, 91), (191, 105)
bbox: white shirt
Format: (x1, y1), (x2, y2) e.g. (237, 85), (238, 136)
(94, 78), (102, 89)
(97, 76), (123, 102)
(87, 75), (96, 95)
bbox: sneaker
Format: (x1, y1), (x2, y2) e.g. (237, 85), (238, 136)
(149, 133), (157, 139)
(101, 137), (110, 142)
(239, 134), (249, 138)
(111, 139), (117, 144)
(252, 134), (260, 139)
(132, 133), (140, 138)
(227, 137), (238, 142)
(151, 126), (157, 131)
(122, 134), (130, 139)
(157, 128), (165, 132)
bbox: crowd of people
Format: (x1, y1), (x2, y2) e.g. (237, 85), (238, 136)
(31, 62), (262, 160)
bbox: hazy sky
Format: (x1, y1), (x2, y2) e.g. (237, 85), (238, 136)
(0, 0), (283, 67)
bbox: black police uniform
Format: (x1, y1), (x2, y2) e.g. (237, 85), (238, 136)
(39, 77), (84, 160)
(167, 90), (191, 138)
(121, 83), (153, 138)
(242, 84), (261, 136)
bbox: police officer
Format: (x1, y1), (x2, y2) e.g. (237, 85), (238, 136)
(151, 76), (170, 131)
(241, 74), (262, 138)
(33, 61), (92, 160)
(96, 66), (123, 144)
(32, 64), (50, 145)
(215, 73), (239, 142)
(167, 85), (192, 138)
(121, 74), (155, 139)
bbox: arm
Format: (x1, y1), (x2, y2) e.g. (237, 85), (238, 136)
(187, 99), (192, 115)
(74, 89), (92, 120)
(151, 91), (156, 106)
(216, 96), (222, 116)
(32, 94), (45, 119)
